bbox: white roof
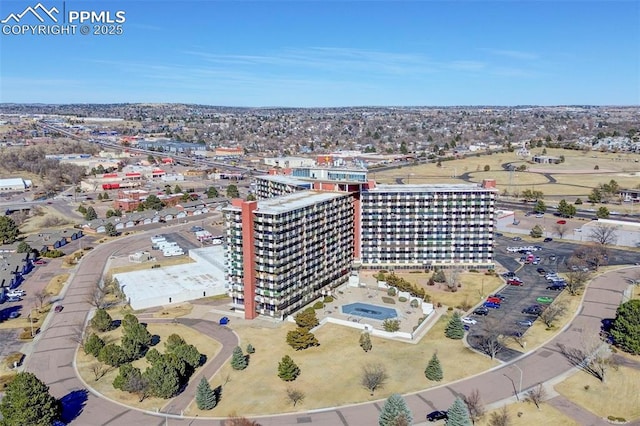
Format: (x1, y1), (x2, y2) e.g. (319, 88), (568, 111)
(0, 178), (26, 187)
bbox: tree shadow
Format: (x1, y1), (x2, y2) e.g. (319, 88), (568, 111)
(213, 385), (223, 404)
(111, 319), (122, 329)
(198, 354), (207, 367)
(244, 354), (250, 367)
(59, 389), (89, 424)
(150, 335), (161, 346)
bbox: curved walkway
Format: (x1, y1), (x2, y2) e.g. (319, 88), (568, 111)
(20, 230), (639, 425)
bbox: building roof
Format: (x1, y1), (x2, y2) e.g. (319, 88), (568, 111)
(256, 175), (310, 186)
(255, 190), (348, 215)
(0, 178), (28, 188)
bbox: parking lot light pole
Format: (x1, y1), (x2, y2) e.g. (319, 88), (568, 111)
(513, 363), (523, 398)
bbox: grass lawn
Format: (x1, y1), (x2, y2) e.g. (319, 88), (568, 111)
(396, 272), (504, 310)
(554, 365), (640, 422)
(45, 273), (70, 296)
(76, 323), (221, 411)
(374, 148), (640, 202)
(478, 401), (580, 426)
(151, 303), (194, 319)
(186, 317), (497, 417)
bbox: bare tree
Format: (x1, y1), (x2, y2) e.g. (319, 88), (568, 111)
(445, 269), (461, 292)
(90, 362), (112, 381)
(525, 383), (547, 409)
(68, 324), (88, 350)
(540, 301), (567, 328)
(557, 333), (612, 382)
(361, 363), (388, 396)
(35, 289), (50, 310)
(475, 318), (506, 359)
(463, 389), (485, 425)
(588, 224), (618, 246)
(553, 223), (568, 238)
(509, 331), (527, 349)
(488, 406), (510, 426)
(286, 387), (305, 407)
(564, 263), (591, 296)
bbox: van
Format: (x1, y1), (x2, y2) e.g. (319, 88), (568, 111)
(7, 295), (21, 302)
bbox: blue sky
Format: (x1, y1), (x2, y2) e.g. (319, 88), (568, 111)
(1, 0), (638, 107)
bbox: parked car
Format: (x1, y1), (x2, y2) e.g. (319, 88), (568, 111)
(219, 316), (229, 325)
(8, 311), (20, 319)
(427, 411), (448, 422)
(536, 296), (554, 304)
(486, 296), (502, 304)
(516, 319), (533, 327)
(54, 305), (64, 313)
(522, 305), (544, 315)
(473, 307), (489, 316)
(489, 293), (507, 301)
(546, 284), (566, 291)
(483, 301), (501, 309)
(502, 271), (516, 278)
(549, 254), (557, 261)
(512, 236), (522, 241)
(544, 237), (553, 242)
(507, 279), (524, 286)
(536, 267), (546, 275)
(461, 317), (477, 325)
(34, 259), (47, 265)
(7, 296), (21, 302)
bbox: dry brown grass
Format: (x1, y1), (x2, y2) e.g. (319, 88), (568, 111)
(76, 323), (222, 411)
(151, 303), (194, 319)
(478, 401), (580, 426)
(187, 318), (497, 417)
(0, 305), (49, 331)
(44, 273), (69, 296)
(396, 271), (504, 310)
(20, 207), (81, 234)
(374, 148), (640, 203)
(554, 365), (640, 421)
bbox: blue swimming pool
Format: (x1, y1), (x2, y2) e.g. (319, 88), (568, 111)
(341, 302), (398, 320)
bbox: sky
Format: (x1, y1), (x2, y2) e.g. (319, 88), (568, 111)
(0, 0), (639, 107)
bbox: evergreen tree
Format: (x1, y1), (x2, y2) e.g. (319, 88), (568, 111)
(611, 299), (640, 355)
(246, 343), (255, 354)
(445, 312), (465, 339)
(165, 333), (186, 352)
(16, 241), (31, 253)
(0, 372), (61, 426)
(230, 346), (247, 370)
(174, 184), (183, 194)
(0, 216), (20, 244)
(91, 308), (113, 332)
(206, 186), (218, 198)
(226, 184), (240, 198)
(294, 308), (319, 329)
(446, 397), (472, 426)
(286, 327), (320, 350)
(105, 222), (118, 237)
(77, 204), (87, 214)
(195, 377), (217, 410)
(278, 355), (300, 381)
(84, 333), (105, 357)
(425, 353), (443, 382)
(378, 393), (413, 426)
(84, 206), (98, 221)
(143, 356), (181, 399)
(360, 332), (373, 352)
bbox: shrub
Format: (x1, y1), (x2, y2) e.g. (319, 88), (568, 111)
(410, 299), (420, 308)
(381, 297), (396, 304)
(312, 301), (324, 310)
(382, 319), (401, 332)
(387, 288), (397, 296)
(398, 296), (408, 303)
(323, 296), (334, 303)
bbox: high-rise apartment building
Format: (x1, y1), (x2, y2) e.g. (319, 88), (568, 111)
(360, 183), (496, 270)
(224, 191), (355, 319)
(225, 171), (497, 320)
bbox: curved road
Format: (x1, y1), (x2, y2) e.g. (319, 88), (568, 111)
(22, 229), (637, 425)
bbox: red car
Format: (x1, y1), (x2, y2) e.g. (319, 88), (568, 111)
(486, 296), (502, 304)
(54, 305), (64, 313)
(508, 278), (524, 286)
(34, 259), (47, 265)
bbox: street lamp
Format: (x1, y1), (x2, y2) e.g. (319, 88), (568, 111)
(513, 363), (523, 398)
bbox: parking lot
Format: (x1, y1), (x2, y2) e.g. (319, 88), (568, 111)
(466, 235), (640, 361)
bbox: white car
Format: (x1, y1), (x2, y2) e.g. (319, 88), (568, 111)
(461, 317), (477, 325)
